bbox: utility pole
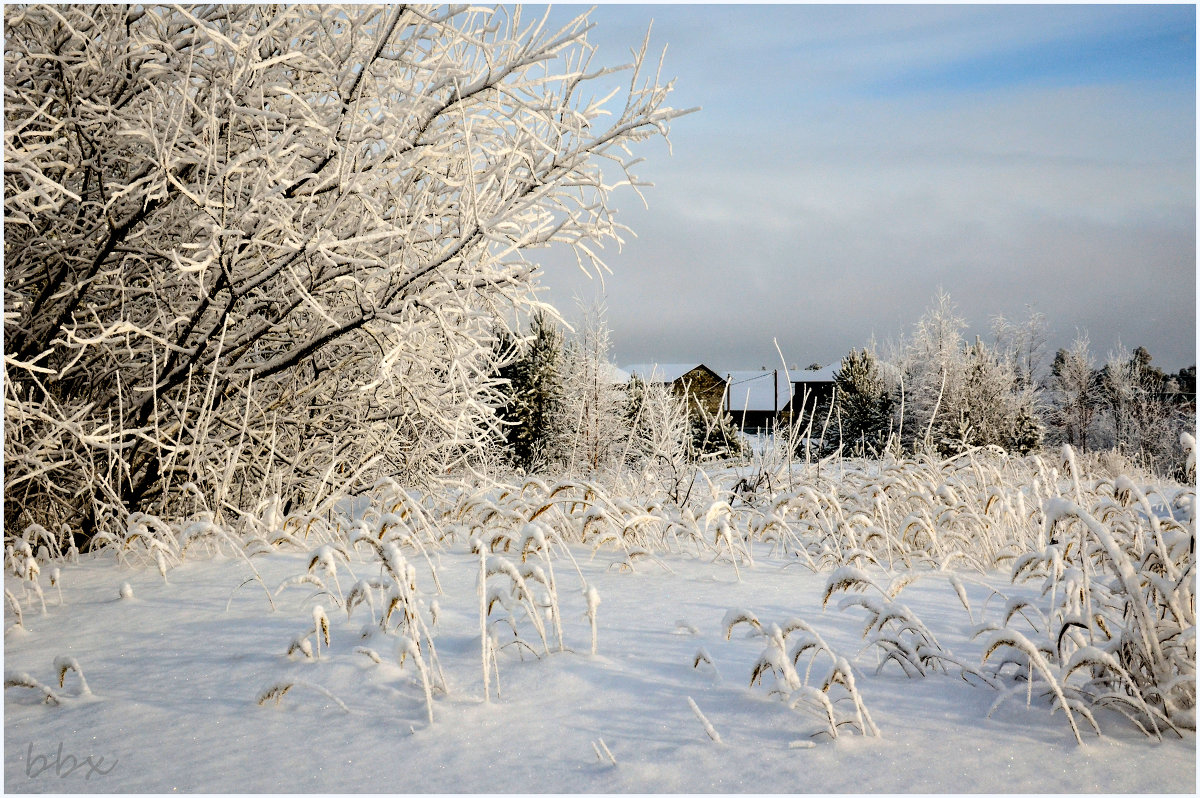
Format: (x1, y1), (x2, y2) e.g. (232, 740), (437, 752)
(773, 368), (778, 423)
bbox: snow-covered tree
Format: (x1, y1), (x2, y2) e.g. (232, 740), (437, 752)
(626, 375), (691, 498)
(688, 404), (748, 461)
(3, 5), (689, 542)
(561, 301), (628, 476)
(1096, 344), (1140, 453)
(1048, 333), (1099, 449)
(884, 291), (966, 451)
(992, 308), (1049, 391)
(891, 291), (964, 450)
(951, 340), (1043, 454)
(884, 292), (1043, 455)
(1094, 344), (1192, 472)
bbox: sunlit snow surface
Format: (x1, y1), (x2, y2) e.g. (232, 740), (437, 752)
(5, 536), (1194, 792)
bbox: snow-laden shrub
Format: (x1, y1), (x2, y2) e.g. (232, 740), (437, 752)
(824, 567), (994, 685)
(815, 445), (1195, 744)
(985, 446), (1195, 739)
(3, 5), (687, 547)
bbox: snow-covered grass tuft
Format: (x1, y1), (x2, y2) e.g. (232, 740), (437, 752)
(975, 451), (1196, 741)
(732, 612), (880, 741)
(6, 657), (93, 705)
(591, 737), (617, 765)
(397, 636), (434, 725)
(256, 680), (349, 713)
(584, 583), (601, 655)
(6, 537), (46, 617)
(721, 608), (762, 639)
(49, 567), (63, 605)
(827, 572), (994, 686)
(286, 635), (314, 660)
(5, 671), (60, 705)
(53, 656), (90, 696)
(1182, 432), (1196, 484)
(312, 606), (330, 659)
(12, 441), (1193, 777)
(686, 696), (723, 744)
(5, 588), (26, 633)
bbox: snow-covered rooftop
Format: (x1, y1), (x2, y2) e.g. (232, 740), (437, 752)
(791, 364), (838, 383)
(722, 369), (794, 413)
(623, 363), (704, 383)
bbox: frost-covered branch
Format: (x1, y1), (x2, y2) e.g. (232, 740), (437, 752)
(4, 5), (691, 543)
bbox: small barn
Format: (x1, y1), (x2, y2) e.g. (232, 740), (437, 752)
(785, 364), (838, 421)
(625, 363), (726, 418)
(722, 369), (794, 433)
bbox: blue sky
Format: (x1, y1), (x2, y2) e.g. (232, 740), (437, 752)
(533, 4), (1196, 372)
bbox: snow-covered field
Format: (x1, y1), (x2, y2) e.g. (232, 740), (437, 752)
(5, 457), (1196, 793)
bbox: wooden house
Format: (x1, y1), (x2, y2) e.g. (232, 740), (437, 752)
(625, 363), (726, 419)
(722, 369), (794, 433)
(784, 364), (838, 422)
(625, 361), (840, 435)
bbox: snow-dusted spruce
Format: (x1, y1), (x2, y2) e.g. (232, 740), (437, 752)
(494, 310), (569, 473)
(4, 5), (690, 547)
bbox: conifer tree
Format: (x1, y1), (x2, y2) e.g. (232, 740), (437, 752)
(689, 406), (748, 461)
(496, 311), (566, 472)
(1095, 344), (1190, 471)
(828, 348), (894, 456)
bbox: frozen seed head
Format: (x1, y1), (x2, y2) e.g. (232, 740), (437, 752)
(119, 582), (134, 600)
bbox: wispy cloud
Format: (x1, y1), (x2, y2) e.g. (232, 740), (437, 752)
(535, 4), (1196, 371)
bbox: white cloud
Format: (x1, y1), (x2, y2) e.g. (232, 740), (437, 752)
(534, 5), (1196, 371)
